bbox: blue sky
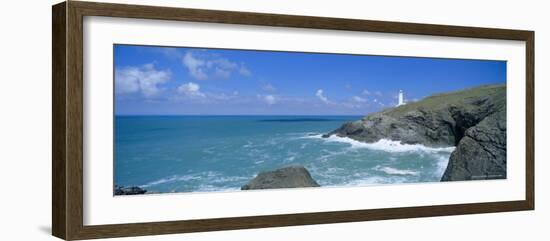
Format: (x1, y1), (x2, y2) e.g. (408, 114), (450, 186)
(114, 44), (506, 115)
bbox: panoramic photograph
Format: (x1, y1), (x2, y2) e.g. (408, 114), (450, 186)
(113, 44), (507, 195)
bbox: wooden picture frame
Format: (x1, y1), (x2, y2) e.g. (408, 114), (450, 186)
(52, 1), (534, 240)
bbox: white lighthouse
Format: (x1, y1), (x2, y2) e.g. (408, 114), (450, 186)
(397, 90), (405, 106)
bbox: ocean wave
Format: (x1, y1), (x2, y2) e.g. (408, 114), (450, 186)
(373, 165), (420, 176)
(192, 185), (240, 193)
(140, 171), (248, 189)
(320, 135), (455, 153)
(140, 174), (202, 188)
(284, 156), (296, 162)
(243, 141), (253, 148)
(202, 147), (215, 154)
(315, 149), (347, 163)
(337, 175), (409, 187)
(210, 175), (250, 183)
(299, 133), (324, 139)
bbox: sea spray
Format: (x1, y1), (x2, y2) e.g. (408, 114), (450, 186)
(373, 165), (420, 176)
(312, 134), (455, 153)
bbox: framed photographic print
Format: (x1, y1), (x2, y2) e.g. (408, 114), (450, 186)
(52, 1), (534, 240)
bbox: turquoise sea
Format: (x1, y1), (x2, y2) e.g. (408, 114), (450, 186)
(115, 115), (455, 193)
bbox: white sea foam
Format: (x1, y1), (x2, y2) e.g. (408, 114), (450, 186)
(373, 165), (420, 176)
(140, 174), (201, 188)
(192, 184), (240, 193)
(210, 175), (249, 183)
(338, 175), (408, 187)
(140, 171), (248, 189)
(321, 135), (455, 153)
(300, 133), (323, 139)
(317, 149), (347, 162)
(243, 141), (253, 148)
(435, 154), (451, 177)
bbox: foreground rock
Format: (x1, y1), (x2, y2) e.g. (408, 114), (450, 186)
(241, 166), (320, 190)
(325, 84), (506, 181)
(114, 185), (147, 195)
(441, 109), (506, 180)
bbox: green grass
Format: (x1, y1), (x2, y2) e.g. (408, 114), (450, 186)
(379, 84), (506, 117)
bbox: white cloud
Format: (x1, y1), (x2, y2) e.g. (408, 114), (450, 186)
(182, 51), (250, 80)
(372, 98), (385, 106)
(182, 52), (208, 80)
(206, 58), (237, 70)
(374, 91), (383, 96)
(159, 48), (183, 59)
(264, 95), (277, 105)
(239, 64), (252, 76)
(257, 94), (277, 105)
(177, 82), (205, 98)
(209, 90), (241, 101)
(361, 89), (371, 95)
(115, 64), (170, 98)
(262, 83), (277, 92)
(351, 96), (367, 103)
(316, 89), (331, 104)
(214, 67), (231, 79)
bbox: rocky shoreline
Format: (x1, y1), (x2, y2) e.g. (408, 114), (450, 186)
(117, 166), (321, 194)
(325, 84), (507, 181)
(114, 185), (147, 195)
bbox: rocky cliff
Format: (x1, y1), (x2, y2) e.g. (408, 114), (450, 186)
(241, 166), (320, 190)
(325, 84), (506, 181)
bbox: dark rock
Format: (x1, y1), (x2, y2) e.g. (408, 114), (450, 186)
(114, 185), (147, 195)
(325, 84), (507, 181)
(441, 109), (507, 181)
(241, 166), (320, 190)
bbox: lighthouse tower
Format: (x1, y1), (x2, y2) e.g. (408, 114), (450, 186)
(397, 90), (405, 106)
